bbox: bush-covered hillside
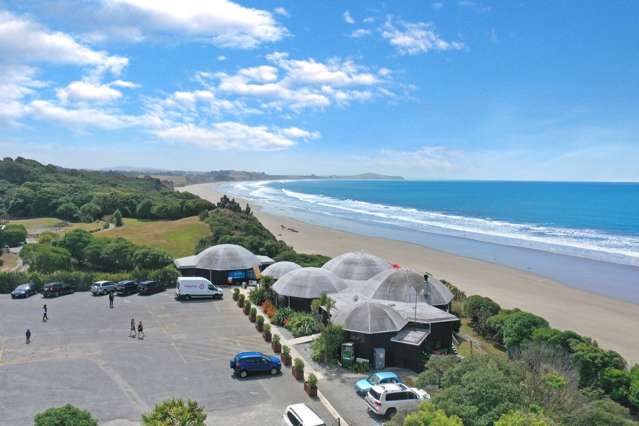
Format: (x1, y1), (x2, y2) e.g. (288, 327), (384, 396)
(0, 157), (213, 221)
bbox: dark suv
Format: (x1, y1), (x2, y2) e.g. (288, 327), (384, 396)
(42, 282), (74, 298)
(11, 282), (38, 298)
(115, 280), (139, 296)
(138, 280), (164, 295)
(230, 351), (281, 378)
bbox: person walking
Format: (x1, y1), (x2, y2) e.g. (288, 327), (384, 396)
(109, 292), (114, 309)
(137, 321), (144, 339)
(130, 318), (136, 337)
(26, 329), (31, 344)
(42, 304), (48, 322)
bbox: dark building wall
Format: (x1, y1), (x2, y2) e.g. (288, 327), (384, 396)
(177, 268), (255, 285)
(428, 321), (454, 349)
(275, 295), (313, 312)
(346, 331), (396, 368)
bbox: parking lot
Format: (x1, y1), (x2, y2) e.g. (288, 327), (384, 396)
(0, 289), (333, 426)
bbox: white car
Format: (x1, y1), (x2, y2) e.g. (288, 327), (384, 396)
(175, 277), (223, 300)
(365, 383), (430, 419)
(90, 280), (116, 296)
(282, 404), (326, 426)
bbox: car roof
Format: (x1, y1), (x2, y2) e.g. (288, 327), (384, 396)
(373, 383), (408, 393)
(374, 372), (399, 379)
(288, 404), (325, 426)
(117, 280), (136, 284)
(94, 281), (113, 284)
(139, 280), (156, 284)
(236, 351), (265, 359)
(178, 277), (211, 282)
(44, 282), (63, 285)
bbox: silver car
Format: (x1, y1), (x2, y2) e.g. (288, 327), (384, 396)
(90, 280), (116, 296)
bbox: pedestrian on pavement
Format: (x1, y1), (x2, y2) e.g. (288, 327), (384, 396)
(42, 304), (48, 322)
(137, 321), (144, 339)
(130, 317), (136, 337)
(109, 292), (114, 308)
(26, 329), (31, 344)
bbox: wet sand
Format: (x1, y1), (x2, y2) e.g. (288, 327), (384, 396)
(182, 183), (639, 364)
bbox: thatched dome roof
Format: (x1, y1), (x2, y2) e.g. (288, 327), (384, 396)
(273, 267), (346, 299)
(333, 301), (407, 334)
(322, 251), (392, 281)
(262, 261), (302, 279)
(365, 268), (427, 303)
(176, 244), (259, 271)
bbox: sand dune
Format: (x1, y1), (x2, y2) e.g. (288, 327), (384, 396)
(182, 183), (639, 364)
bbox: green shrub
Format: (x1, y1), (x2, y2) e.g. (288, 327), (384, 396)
(272, 334), (280, 344)
(142, 398), (206, 426)
(250, 306), (257, 321)
(311, 324), (345, 363)
(249, 286), (267, 305)
(149, 266), (178, 289)
(0, 223), (27, 247)
(294, 357), (305, 371)
(272, 307), (295, 326)
(34, 404), (98, 426)
(243, 302), (251, 315)
(237, 294), (245, 308)
(307, 373), (318, 387)
(256, 315), (264, 327)
(286, 312), (320, 337)
(264, 324), (271, 333)
(232, 288), (240, 301)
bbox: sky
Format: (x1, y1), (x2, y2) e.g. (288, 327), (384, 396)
(0, 0), (638, 181)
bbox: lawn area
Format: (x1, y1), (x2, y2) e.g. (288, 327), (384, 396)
(11, 218), (105, 236)
(457, 320), (507, 358)
(0, 252), (19, 271)
(99, 216), (209, 257)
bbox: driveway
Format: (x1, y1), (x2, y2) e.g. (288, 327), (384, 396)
(0, 290), (332, 425)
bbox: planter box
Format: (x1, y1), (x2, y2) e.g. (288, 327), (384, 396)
(256, 324), (263, 332)
(272, 342), (281, 353)
(250, 316), (256, 323)
(281, 354), (291, 366)
(304, 382), (317, 397)
(292, 368), (304, 381)
(263, 332), (271, 342)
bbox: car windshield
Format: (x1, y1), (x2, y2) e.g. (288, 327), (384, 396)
(369, 389), (381, 400)
(368, 375), (380, 385)
(16, 284), (28, 290)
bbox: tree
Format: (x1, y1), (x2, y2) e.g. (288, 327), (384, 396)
(112, 209), (123, 227)
(34, 404), (98, 426)
(464, 295), (500, 335)
(568, 398), (635, 426)
(416, 355), (460, 389)
(311, 324), (345, 363)
(486, 310), (549, 350)
(79, 202), (102, 222)
(61, 229), (94, 264)
(0, 223), (27, 247)
(570, 341), (626, 388)
(24, 244), (72, 273)
(55, 202), (80, 222)
(136, 199), (153, 219)
(142, 399), (206, 426)
(495, 411), (550, 426)
(402, 402), (463, 426)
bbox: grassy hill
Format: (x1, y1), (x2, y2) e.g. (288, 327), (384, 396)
(99, 216), (210, 258)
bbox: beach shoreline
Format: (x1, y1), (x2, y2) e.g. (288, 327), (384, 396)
(182, 182), (639, 364)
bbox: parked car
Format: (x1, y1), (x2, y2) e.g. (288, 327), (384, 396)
(282, 403), (326, 426)
(230, 351), (281, 378)
(90, 280), (116, 296)
(42, 282), (74, 298)
(176, 277), (223, 300)
(11, 282), (38, 299)
(138, 280), (164, 295)
(365, 383), (430, 419)
(115, 280), (139, 296)
(355, 371), (401, 396)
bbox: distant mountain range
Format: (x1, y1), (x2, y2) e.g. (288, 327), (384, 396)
(102, 167), (404, 186)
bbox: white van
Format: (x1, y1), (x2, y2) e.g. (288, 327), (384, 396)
(176, 277), (223, 300)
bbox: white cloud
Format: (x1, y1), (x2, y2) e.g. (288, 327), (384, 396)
(0, 65), (44, 122)
(103, 0), (287, 48)
(154, 122), (306, 150)
(351, 28), (371, 38)
(364, 146), (461, 171)
(381, 17), (464, 55)
(282, 127), (320, 139)
(343, 10), (355, 24)
(0, 11), (128, 74)
(28, 100), (128, 129)
(432, 2), (444, 9)
(217, 55), (227, 61)
(57, 81), (123, 103)
(111, 79), (140, 88)
(239, 65), (278, 83)
(274, 7), (289, 17)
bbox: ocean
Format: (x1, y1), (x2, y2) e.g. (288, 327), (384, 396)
(222, 180), (639, 303)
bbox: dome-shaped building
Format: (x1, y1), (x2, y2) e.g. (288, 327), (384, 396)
(322, 251), (392, 281)
(273, 267), (346, 311)
(174, 244), (260, 285)
(262, 261), (302, 280)
(333, 301), (407, 334)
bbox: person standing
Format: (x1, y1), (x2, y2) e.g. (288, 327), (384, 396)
(137, 321), (144, 339)
(109, 292), (114, 309)
(130, 318), (136, 337)
(26, 329), (31, 344)
(42, 304), (48, 322)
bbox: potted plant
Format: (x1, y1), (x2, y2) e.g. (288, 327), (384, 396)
(232, 288), (240, 301)
(263, 324), (272, 342)
(281, 345), (291, 366)
(249, 306), (257, 322)
(256, 315), (264, 332)
(272, 334), (281, 353)
(292, 357), (304, 381)
(237, 294), (245, 308)
(243, 302), (251, 315)
(304, 373), (318, 397)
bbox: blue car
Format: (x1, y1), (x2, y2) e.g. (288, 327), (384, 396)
(355, 372), (401, 395)
(230, 351), (281, 378)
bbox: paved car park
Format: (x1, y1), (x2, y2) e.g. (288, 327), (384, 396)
(0, 290), (333, 426)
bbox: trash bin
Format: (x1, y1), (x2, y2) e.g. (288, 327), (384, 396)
(341, 342), (354, 368)
(374, 347), (385, 370)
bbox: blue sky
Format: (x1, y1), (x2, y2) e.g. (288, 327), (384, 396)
(1, 0), (637, 180)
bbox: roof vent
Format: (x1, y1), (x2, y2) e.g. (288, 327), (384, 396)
(353, 295), (359, 302)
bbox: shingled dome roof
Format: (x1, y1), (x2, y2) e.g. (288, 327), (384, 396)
(273, 267), (346, 299)
(262, 261), (302, 279)
(322, 252), (392, 281)
(425, 277), (455, 307)
(365, 268), (427, 303)
(333, 301), (407, 334)
(176, 244), (259, 271)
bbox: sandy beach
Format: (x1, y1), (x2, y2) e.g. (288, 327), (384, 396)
(182, 183), (639, 364)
